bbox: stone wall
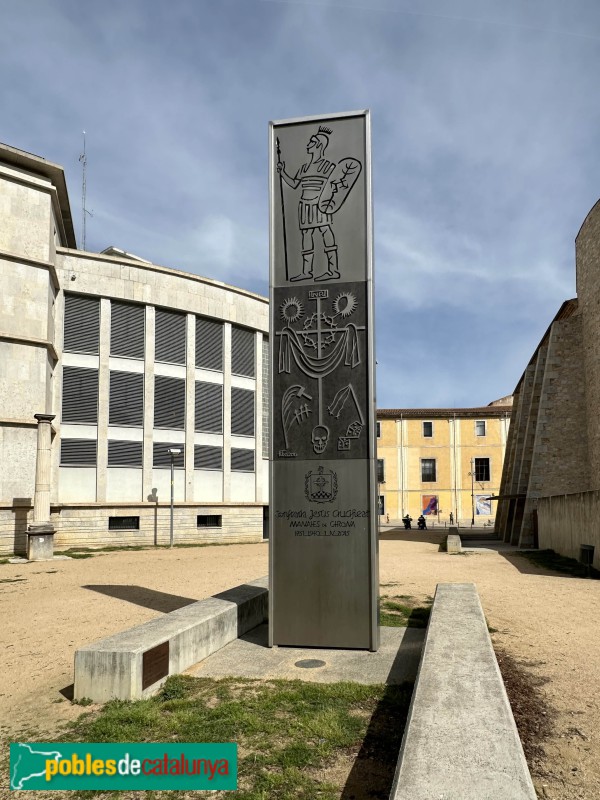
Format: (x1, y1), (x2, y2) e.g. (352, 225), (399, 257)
(0, 160), (57, 505)
(529, 313), (588, 498)
(497, 302), (586, 547)
(0, 503), (264, 555)
(576, 199), (600, 489)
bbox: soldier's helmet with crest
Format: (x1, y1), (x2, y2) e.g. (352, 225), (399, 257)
(313, 125), (332, 153)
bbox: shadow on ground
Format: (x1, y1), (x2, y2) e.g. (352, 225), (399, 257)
(82, 585), (198, 612)
(340, 626), (418, 799)
(498, 549), (600, 580)
(379, 530), (445, 545)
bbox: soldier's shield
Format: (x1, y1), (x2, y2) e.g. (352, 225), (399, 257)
(318, 157), (362, 214)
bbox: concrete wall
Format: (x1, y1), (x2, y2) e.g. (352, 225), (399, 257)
(537, 491), (600, 569)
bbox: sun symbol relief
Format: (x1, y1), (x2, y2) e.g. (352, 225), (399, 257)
(333, 292), (357, 318)
(280, 297), (304, 323)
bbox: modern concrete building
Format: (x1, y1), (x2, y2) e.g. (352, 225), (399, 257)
(376, 398), (512, 526)
(0, 142), (269, 554)
(497, 198), (600, 569)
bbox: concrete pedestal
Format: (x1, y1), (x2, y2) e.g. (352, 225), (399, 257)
(26, 528), (56, 561)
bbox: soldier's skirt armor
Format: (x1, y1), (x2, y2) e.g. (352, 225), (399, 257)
(297, 160), (334, 231)
(298, 197), (332, 230)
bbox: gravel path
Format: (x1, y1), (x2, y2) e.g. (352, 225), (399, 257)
(1, 533), (599, 799)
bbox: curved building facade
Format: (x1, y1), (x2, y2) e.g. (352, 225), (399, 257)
(0, 142), (269, 553)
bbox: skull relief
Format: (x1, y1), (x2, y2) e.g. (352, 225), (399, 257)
(312, 425), (330, 454)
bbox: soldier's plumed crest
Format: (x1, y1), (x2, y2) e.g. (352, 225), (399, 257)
(318, 125), (332, 139)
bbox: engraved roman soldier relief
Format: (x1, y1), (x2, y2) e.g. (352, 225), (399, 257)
(276, 126), (362, 283)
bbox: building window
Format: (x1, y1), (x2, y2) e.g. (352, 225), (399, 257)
(60, 438), (97, 466)
(62, 366), (99, 424)
(108, 440), (143, 467)
(231, 327), (255, 377)
(378, 495), (385, 516)
(196, 317), (223, 371)
(475, 420), (486, 437)
(421, 458), (437, 482)
(376, 421), (381, 438)
(194, 445), (223, 470)
(231, 387), (255, 436)
(231, 448), (255, 472)
(423, 421), (433, 438)
(195, 382), (223, 433)
(377, 459), (385, 483)
(63, 294), (100, 354)
(152, 444), (184, 468)
(154, 375), (185, 429)
(108, 516), (140, 530)
(155, 308), (186, 364)
(197, 515), (222, 528)
(110, 301), (145, 359)
(109, 371), (144, 427)
(474, 457), (490, 482)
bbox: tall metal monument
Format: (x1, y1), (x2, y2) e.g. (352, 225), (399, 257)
(269, 111), (378, 650)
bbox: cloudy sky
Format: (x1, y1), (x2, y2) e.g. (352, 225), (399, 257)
(2, 0), (599, 408)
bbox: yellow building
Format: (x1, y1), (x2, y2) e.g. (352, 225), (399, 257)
(376, 398), (512, 526)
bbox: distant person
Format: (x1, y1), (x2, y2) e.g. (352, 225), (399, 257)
(402, 514), (413, 530)
(417, 515), (427, 530)
(449, 512), (454, 525)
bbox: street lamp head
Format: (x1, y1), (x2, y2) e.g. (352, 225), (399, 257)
(167, 448), (182, 456)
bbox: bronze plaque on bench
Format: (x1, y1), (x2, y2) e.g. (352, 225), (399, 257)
(142, 641), (169, 690)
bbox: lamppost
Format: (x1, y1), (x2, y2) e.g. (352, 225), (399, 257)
(167, 448), (181, 548)
(468, 458), (475, 527)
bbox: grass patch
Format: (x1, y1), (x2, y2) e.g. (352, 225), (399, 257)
(0, 558), (10, 565)
(33, 675), (414, 799)
(380, 595), (433, 628)
(54, 541), (254, 558)
(517, 549), (600, 579)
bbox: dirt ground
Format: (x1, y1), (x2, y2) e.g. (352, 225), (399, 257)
(1, 533), (600, 799)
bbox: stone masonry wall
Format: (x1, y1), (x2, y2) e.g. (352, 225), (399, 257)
(0, 503), (263, 555)
(495, 387), (520, 539)
(576, 199), (600, 490)
(515, 344), (548, 547)
(504, 364), (535, 543)
(531, 313), (589, 498)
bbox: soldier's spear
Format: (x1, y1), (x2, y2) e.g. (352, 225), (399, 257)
(276, 137), (289, 281)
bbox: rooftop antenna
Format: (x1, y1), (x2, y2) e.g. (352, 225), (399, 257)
(78, 131), (93, 250)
